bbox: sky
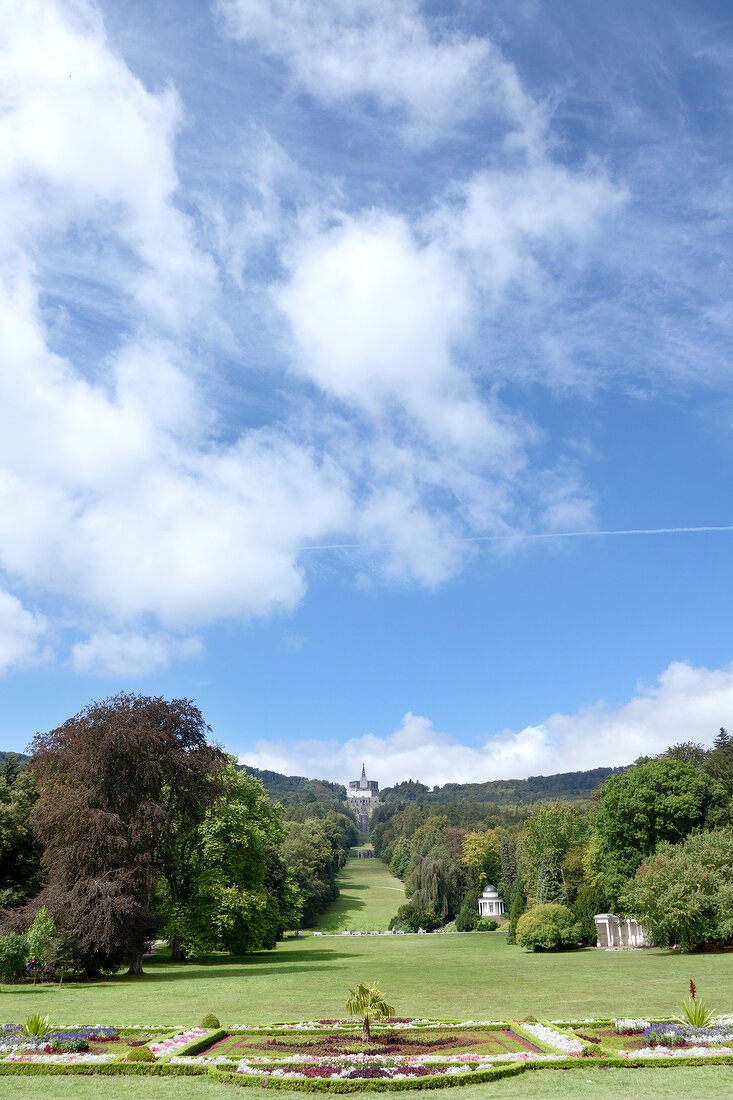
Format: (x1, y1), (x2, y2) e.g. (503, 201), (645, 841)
(2, 0), (733, 787)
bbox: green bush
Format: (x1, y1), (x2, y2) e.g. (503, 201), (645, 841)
(0, 932), (28, 982)
(388, 903), (440, 932)
(200, 1013), (220, 1028)
(125, 1045), (155, 1062)
(515, 903), (581, 951)
(475, 918), (498, 932)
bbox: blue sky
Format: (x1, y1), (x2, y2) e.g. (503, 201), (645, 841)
(1, 0), (733, 785)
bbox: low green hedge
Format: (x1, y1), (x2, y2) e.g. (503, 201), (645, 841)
(209, 1055), (733, 1091)
(166, 1028), (227, 1058)
(0, 1063), (208, 1078)
(209, 1062), (545, 1092)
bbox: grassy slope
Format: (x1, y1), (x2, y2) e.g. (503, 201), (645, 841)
(1, 1068), (733, 1099)
(312, 857), (406, 933)
(2, 935), (732, 1026)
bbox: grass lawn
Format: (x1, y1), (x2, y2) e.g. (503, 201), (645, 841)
(2, 934), (732, 1026)
(312, 858), (406, 932)
(1, 1067), (733, 1098)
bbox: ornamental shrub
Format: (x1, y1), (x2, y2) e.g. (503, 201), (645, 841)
(515, 903), (581, 951)
(201, 1013), (220, 1028)
(125, 1045), (155, 1062)
(388, 903), (440, 933)
(0, 932), (28, 982)
(475, 918), (498, 932)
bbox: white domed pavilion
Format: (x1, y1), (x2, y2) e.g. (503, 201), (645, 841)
(478, 884), (505, 918)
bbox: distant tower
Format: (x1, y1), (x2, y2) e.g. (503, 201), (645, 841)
(347, 763), (380, 834)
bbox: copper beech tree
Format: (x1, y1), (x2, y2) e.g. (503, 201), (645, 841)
(28, 693), (225, 976)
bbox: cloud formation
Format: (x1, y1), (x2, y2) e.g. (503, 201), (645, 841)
(216, 0), (531, 144)
(0, 0), (626, 675)
(71, 631), (203, 677)
(0, 592), (48, 677)
(240, 661), (733, 786)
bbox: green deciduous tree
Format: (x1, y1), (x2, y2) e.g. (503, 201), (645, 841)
(281, 817), (344, 926)
(594, 759), (728, 907)
(0, 770), (42, 908)
(621, 827), (733, 950)
(161, 764), (298, 956)
(517, 801), (588, 896)
(461, 830), (501, 891)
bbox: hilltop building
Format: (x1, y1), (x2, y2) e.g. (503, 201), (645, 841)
(348, 764), (379, 834)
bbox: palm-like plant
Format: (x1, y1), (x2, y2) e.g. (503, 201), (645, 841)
(345, 982), (395, 1043)
(22, 1013), (52, 1038)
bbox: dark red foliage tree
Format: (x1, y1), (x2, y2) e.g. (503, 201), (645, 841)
(28, 693), (225, 976)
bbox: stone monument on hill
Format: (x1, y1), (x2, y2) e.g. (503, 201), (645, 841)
(347, 764), (380, 834)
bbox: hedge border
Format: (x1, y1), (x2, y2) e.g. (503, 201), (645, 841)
(209, 1053), (733, 1092)
(0, 1062), (209, 1078)
(163, 1028), (226, 1059)
(208, 1060), (567, 1092)
(1, 1052), (733, 1089)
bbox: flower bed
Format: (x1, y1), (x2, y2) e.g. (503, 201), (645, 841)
(149, 1028), (208, 1057)
(200, 1026), (539, 1061)
(0, 1016), (731, 1088)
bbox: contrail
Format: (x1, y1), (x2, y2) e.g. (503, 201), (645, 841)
(299, 524), (733, 552)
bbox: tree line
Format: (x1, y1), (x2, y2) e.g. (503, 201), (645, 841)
(0, 694), (358, 981)
(372, 731), (733, 950)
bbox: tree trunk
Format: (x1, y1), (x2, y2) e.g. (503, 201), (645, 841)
(169, 931), (185, 962)
(362, 1014), (371, 1043)
(127, 954), (144, 975)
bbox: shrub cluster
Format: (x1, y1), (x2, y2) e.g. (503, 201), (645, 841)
(515, 904), (581, 951)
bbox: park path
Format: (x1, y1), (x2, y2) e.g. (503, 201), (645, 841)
(311, 855), (407, 933)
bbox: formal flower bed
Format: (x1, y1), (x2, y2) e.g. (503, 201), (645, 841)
(0, 1025), (120, 1056)
(148, 1027), (207, 1056)
(0, 1015), (731, 1085)
(201, 1025), (538, 1061)
(230, 1051), (568, 1080)
(522, 1022), (583, 1053)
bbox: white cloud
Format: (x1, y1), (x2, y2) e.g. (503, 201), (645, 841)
(216, 0), (538, 144)
(0, 0), (624, 676)
(0, 591), (48, 676)
(71, 630), (203, 677)
(241, 661), (733, 785)
(0, 0), (217, 331)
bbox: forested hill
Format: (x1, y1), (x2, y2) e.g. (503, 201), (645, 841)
(238, 764), (346, 808)
(0, 751), (29, 770)
(380, 766), (625, 805)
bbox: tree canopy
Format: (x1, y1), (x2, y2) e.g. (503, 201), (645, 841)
(28, 693), (226, 975)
